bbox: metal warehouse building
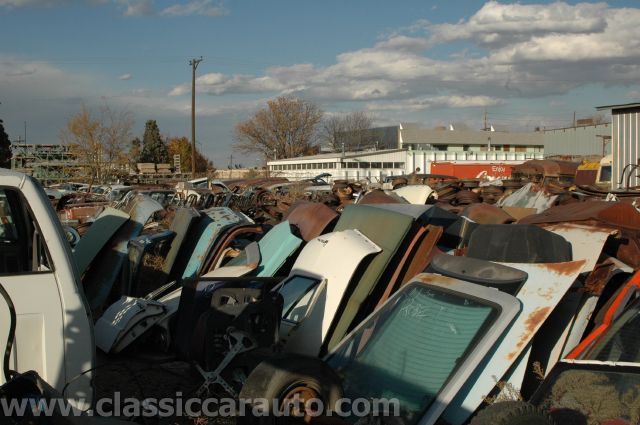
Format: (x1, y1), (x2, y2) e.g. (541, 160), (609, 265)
(597, 103), (640, 189)
(543, 123), (611, 157)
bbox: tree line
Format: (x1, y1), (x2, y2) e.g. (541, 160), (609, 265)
(0, 119), (11, 168)
(234, 96), (378, 160)
(60, 104), (213, 183)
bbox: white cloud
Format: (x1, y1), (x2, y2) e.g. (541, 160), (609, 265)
(366, 95), (504, 112)
(428, 1), (608, 48)
(164, 1), (640, 110)
(0, 0), (227, 18)
(0, 0), (66, 7)
(118, 73), (132, 80)
(160, 0), (226, 17)
(119, 0), (153, 16)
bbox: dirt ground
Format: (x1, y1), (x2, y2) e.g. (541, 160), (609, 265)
(94, 353), (235, 425)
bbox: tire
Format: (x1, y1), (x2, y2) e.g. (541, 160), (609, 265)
(238, 354), (343, 425)
(470, 401), (557, 425)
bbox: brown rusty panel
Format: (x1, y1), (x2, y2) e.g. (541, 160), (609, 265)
(205, 224), (264, 273)
(575, 169), (598, 186)
(614, 237), (640, 269)
(519, 201), (640, 230)
(506, 306), (552, 361)
(501, 206), (537, 221)
(398, 225), (444, 286)
(460, 203), (515, 224)
(284, 201), (339, 242)
(513, 159), (579, 178)
(358, 189), (405, 205)
(583, 261), (616, 296)
(375, 225), (444, 308)
(64, 205), (104, 221)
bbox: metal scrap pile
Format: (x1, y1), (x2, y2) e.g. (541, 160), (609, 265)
(8, 164), (640, 424)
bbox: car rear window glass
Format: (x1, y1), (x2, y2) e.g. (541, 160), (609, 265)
(327, 283), (497, 424)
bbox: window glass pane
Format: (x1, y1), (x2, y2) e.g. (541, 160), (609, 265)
(327, 284), (496, 424)
(0, 191), (18, 243)
(0, 188), (52, 274)
(600, 165), (612, 182)
(586, 300), (640, 363)
(278, 276), (321, 323)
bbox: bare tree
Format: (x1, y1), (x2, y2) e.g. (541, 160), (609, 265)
(320, 111), (374, 152)
(234, 96), (323, 159)
(60, 103), (133, 183)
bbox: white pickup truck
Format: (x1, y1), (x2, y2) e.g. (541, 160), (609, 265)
(0, 168), (94, 408)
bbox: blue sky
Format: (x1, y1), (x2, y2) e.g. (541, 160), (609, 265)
(1, 0), (639, 167)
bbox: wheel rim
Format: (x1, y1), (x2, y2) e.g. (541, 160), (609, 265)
(281, 384), (321, 423)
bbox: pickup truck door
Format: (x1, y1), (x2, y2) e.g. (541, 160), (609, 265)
(0, 178), (94, 408)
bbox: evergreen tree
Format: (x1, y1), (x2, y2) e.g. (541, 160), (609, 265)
(139, 120), (168, 163)
(0, 120), (12, 169)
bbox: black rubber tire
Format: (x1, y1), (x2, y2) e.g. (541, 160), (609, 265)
(470, 401), (557, 425)
(238, 354), (343, 425)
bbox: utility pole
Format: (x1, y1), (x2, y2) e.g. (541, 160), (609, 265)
(189, 57), (203, 179)
(483, 109), (488, 131)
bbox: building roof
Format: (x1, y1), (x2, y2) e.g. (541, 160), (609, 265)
(400, 122), (544, 146)
(268, 148), (406, 163)
(596, 102), (640, 111)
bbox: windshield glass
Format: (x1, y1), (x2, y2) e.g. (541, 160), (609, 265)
(326, 283), (497, 424)
(278, 275), (321, 323)
(584, 299), (640, 363)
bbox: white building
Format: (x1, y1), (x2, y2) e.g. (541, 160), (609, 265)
(268, 148), (544, 182)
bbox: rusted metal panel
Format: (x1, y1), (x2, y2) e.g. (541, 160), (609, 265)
(501, 206), (537, 221)
(357, 189), (407, 204)
(460, 203), (515, 224)
(541, 222), (617, 273)
(284, 201), (338, 242)
(205, 224), (264, 273)
(443, 259), (585, 425)
(512, 159), (579, 179)
(73, 207), (129, 276)
(520, 200), (640, 230)
(83, 195), (163, 312)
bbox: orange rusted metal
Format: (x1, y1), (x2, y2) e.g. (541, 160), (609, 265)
(284, 201), (339, 242)
(460, 203), (515, 224)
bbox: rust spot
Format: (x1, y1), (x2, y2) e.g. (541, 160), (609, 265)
(505, 306), (552, 361)
(537, 287), (555, 301)
(415, 273), (456, 285)
(543, 260), (585, 276)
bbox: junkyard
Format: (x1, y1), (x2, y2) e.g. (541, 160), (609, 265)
(3, 148), (640, 425)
